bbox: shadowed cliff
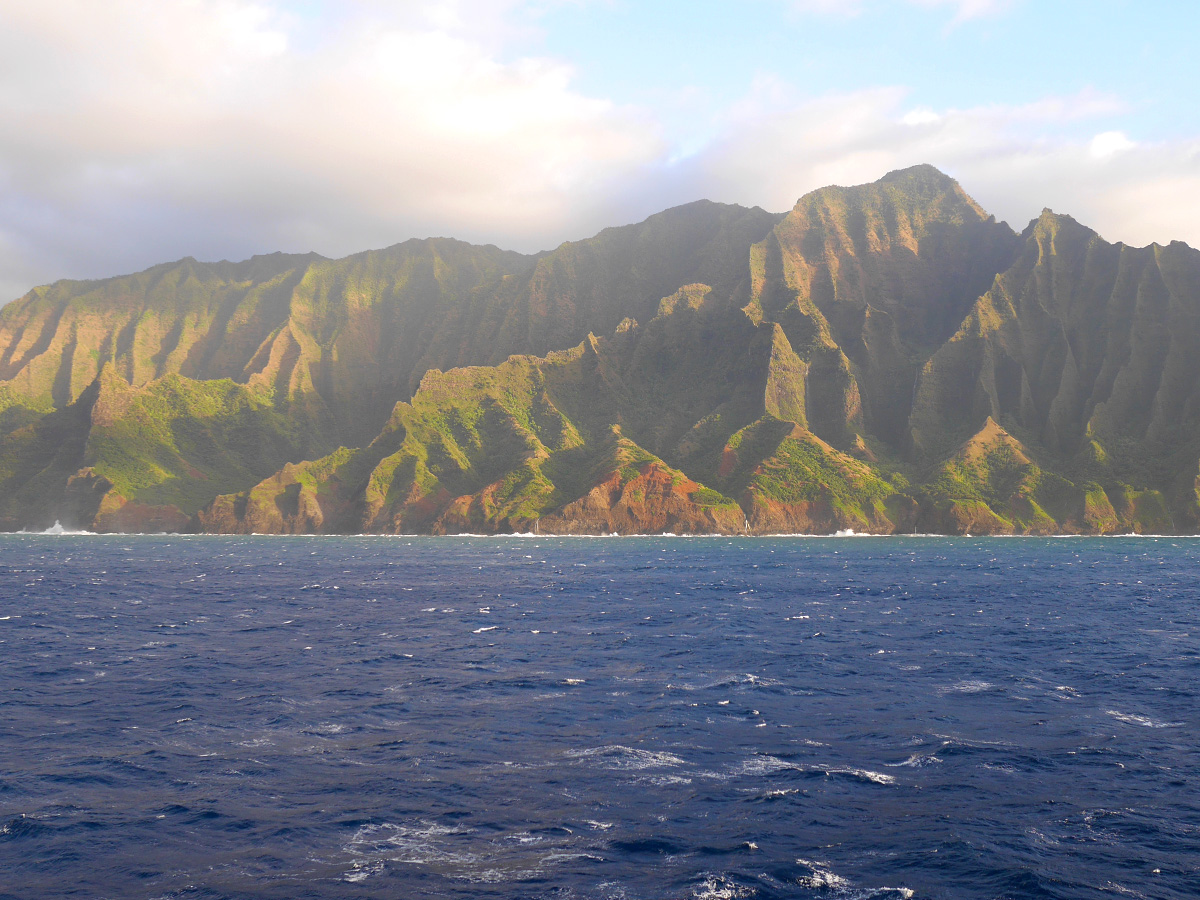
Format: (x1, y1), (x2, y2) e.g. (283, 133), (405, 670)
(1, 165), (1195, 533)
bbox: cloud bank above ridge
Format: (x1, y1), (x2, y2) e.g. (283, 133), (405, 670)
(1, 0), (1197, 303)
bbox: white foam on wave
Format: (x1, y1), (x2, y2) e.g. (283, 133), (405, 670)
(887, 753), (942, 768)
(929, 731), (1012, 749)
(796, 858), (850, 889)
(668, 672), (781, 692)
(472, 626), (498, 634)
(825, 766), (896, 785)
(1106, 709), (1182, 728)
(344, 819), (590, 884)
(566, 745), (686, 770)
(346, 821), (473, 869)
(343, 861), (382, 883)
(691, 875), (754, 899)
(732, 754), (802, 777)
(732, 754), (895, 785)
(794, 859), (914, 897)
(20, 520), (96, 536)
(702, 673), (783, 691)
(940, 679), (995, 694)
(642, 773), (693, 786)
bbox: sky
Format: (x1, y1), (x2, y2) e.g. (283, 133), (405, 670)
(1, 0), (1198, 301)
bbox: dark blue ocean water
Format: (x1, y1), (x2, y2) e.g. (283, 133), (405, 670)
(0, 536), (1197, 900)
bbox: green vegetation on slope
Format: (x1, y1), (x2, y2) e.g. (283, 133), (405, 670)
(2, 165), (1200, 533)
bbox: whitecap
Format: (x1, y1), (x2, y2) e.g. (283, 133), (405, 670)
(344, 819), (591, 884)
(886, 754), (942, 768)
(940, 679), (995, 694)
(707, 673), (783, 690)
(641, 774), (693, 786)
(346, 821), (474, 867)
(691, 875), (754, 899)
(1106, 710), (1182, 728)
(27, 520), (95, 535)
(825, 766), (896, 785)
(732, 755), (801, 777)
(566, 745), (686, 770)
(472, 626), (498, 634)
(343, 860), (383, 883)
(504, 831), (543, 845)
(796, 858), (850, 889)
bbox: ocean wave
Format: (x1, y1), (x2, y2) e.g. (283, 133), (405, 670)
(699, 673), (784, 691)
(344, 819), (589, 885)
(17, 521), (97, 536)
(824, 766), (896, 785)
(1106, 710), (1183, 728)
(795, 857), (850, 888)
(939, 679), (996, 694)
(346, 821), (474, 868)
(691, 875), (755, 899)
(759, 788), (800, 800)
(566, 745), (687, 770)
(729, 756), (894, 785)
(731, 755), (803, 777)
(886, 753), (942, 768)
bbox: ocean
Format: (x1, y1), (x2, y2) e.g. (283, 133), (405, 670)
(0, 535), (1196, 899)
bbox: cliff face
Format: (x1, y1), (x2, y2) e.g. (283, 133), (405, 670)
(1, 165), (1196, 533)
(746, 164), (1022, 450)
(909, 210), (1200, 529)
(0, 201), (779, 446)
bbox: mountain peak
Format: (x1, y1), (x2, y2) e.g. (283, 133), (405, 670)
(788, 163), (985, 226)
(1022, 207), (1096, 243)
(877, 163), (957, 187)
(1, 167), (1196, 535)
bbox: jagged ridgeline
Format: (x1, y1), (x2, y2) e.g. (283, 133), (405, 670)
(3, 164), (1200, 533)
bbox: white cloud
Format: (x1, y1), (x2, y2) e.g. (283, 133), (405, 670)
(1089, 131), (1136, 159)
(0, 0), (662, 300)
(1, 0), (1198, 306)
(902, 107), (942, 126)
(667, 85), (1200, 251)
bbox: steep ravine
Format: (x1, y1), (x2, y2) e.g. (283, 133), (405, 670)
(1, 166), (1196, 534)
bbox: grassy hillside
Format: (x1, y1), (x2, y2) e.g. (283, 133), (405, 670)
(1, 166), (1197, 533)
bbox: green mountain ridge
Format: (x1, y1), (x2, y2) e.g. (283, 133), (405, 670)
(2, 164), (1196, 534)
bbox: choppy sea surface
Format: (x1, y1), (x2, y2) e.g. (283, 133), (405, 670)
(0, 535), (1197, 900)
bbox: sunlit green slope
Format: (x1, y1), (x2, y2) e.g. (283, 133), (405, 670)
(1, 166), (1195, 533)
